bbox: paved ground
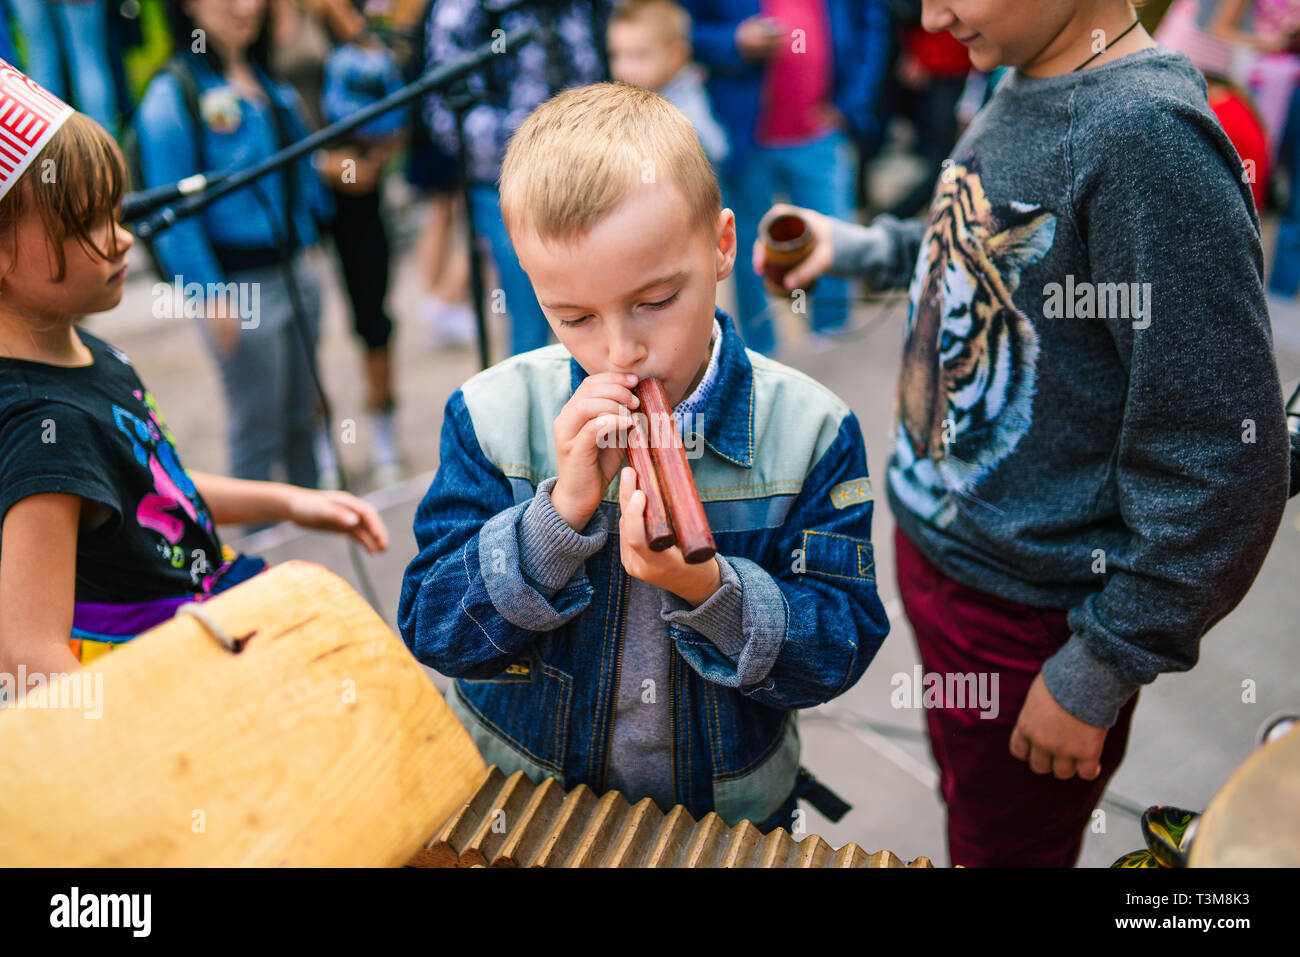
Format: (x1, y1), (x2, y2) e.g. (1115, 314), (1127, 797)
(87, 167), (1300, 867)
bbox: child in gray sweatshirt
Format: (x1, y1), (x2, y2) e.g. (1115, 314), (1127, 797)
(756, 3), (1290, 866)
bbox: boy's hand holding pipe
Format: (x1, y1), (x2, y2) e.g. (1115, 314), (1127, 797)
(551, 371), (640, 533)
(618, 466), (722, 607)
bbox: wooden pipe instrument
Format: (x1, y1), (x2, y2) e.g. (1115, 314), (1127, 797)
(626, 377), (716, 564)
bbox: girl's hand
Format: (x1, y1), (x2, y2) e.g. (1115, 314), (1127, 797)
(284, 488), (388, 553)
(617, 467), (721, 606)
(750, 203), (836, 293)
(1010, 673), (1109, 780)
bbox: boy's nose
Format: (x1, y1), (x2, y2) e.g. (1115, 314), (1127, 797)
(607, 331), (646, 371)
(919, 0), (956, 33)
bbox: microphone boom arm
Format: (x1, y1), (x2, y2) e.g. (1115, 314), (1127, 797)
(132, 23), (539, 241)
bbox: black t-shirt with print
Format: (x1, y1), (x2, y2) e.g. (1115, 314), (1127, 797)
(0, 329), (224, 604)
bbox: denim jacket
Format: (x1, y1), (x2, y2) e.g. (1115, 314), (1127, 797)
(399, 309), (889, 826)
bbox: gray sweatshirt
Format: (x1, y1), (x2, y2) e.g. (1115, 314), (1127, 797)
(829, 47), (1289, 727)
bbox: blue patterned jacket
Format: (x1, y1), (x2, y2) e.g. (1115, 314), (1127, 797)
(422, 0), (608, 184)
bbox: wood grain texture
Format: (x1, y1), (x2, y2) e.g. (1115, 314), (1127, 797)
(0, 561), (486, 866)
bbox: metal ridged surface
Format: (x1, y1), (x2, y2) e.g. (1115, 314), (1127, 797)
(409, 766), (934, 869)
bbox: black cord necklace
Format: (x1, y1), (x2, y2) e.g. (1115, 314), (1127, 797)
(1074, 17), (1142, 71)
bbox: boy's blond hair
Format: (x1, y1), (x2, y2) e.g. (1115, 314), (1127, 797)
(499, 82), (721, 246)
(609, 0), (691, 47)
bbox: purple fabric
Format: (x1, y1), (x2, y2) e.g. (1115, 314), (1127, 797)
(71, 554), (266, 640)
(72, 594), (195, 639)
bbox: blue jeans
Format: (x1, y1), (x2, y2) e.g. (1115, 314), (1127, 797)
(468, 184), (551, 356)
(1270, 83), (1300, 296)
(10, 0), (118, 133)
(726, 128), (857, 355)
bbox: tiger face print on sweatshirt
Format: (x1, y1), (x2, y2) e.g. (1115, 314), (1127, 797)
(889, 159), (1058, 528)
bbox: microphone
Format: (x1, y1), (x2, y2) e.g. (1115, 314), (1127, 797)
(121, 171), (227, 223)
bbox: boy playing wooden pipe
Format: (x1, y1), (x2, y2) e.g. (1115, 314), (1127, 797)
(399, 83), (889, 831)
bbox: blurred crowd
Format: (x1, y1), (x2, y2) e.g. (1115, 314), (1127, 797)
(1, 0), (1296, 491)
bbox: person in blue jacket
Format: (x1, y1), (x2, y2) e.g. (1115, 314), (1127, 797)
(682, 0), (890, 355)
(135, 0), (333, 497)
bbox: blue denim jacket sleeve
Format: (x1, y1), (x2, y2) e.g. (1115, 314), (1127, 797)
(398, 391), (607, 678)
(660, 412), (889, 710)
(135, 74), (227, 289)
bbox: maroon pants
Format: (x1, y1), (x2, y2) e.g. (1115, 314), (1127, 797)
(894, 527), (1139, 867)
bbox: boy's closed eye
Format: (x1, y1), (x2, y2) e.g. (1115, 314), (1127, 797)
(557, 291), (681, 327)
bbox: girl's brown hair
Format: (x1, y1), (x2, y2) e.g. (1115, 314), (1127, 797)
(0, 112), (128, 282)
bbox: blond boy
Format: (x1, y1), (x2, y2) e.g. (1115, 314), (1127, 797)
(400, 84), (885, 829)
(608, 0), (729, 165)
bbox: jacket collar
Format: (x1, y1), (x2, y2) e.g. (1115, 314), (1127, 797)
(568, 307), (754, 469)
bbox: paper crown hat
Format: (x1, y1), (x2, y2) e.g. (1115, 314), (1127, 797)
(0, 57), (74, 203)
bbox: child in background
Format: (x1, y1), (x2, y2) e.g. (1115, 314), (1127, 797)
(683, 0), (891, 355)
(0, 81), (388, 687)
(756, 0), (1290, 865)
(608, 0), (730, 168)
(400, 84), (888, 830)
(320, 33), (408, 485)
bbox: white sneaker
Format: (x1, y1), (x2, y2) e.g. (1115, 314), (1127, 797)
(369, 408), (404, 486)
(422, 295), (477, 348)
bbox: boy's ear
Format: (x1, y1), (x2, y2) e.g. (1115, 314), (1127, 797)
(714, 207), (737, 282)
(670, 40), (691, 71)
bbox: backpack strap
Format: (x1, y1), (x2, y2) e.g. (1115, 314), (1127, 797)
(161, 53), (206, 172)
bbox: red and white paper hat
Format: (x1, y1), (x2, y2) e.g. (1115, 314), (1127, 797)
(0, 57), (74, 203)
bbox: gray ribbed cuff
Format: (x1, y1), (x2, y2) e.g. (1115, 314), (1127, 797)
(1040, 634), (1142, 729)
(517, 476), (608, 594)
(660, 555), (746, 657)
